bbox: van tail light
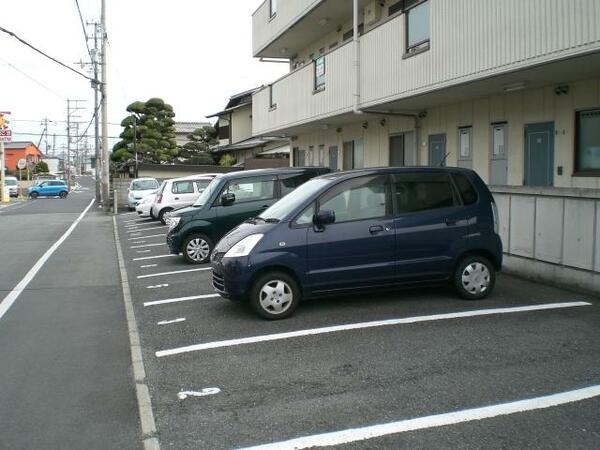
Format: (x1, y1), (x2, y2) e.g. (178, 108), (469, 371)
(491, 201), (499, 235)
(157, 194), (163, 204)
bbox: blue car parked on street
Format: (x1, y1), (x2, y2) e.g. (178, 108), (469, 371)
(211, 167), (503, 319)
(29, 180), (69, 199)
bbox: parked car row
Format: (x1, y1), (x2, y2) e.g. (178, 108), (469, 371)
(134, 166), (503, 320)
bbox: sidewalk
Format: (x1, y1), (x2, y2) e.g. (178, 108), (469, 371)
(0, 210), (142, 449)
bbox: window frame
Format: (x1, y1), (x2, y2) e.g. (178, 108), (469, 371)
(458, 126), (472, 161)
(214, 176), (276, 206)
(269, 0), (277, 19)
(314, 55), (326, 92)
(171, 180), (195, 195)
(403, 0), (431, 58)
(391, 171), (461, 216)
(574, 108), (600, 176)
(306, 175), (393, 226)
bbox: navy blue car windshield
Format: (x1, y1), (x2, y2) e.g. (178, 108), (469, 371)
(259, 177), (330, 221)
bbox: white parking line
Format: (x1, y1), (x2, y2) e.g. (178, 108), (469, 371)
(128, 226), (166, 233)
(130, 243), (166, 249)
(144, 293), (220, 307)
(155, 301), (590, 357)
(132, 241), (146, 245)
(147, 284), (169, 289)
(0, 199), (95, 321)
(126, 222), (160, 227)
(157, 318), (186, 325)
(136, 250), (151, 254)
(140, 264), (158, 268)
(128, 234), (164, 241)
(133, 254), (178, 261)
(137, 267), (211, 279)
(240, 384), (600, 450)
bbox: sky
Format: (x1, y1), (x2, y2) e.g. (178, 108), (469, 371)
(0, 0), (286, 156)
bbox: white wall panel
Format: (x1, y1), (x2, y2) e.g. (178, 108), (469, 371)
(563, 199), (595, 270)
(509, 196), (535, 257)
(493, 193), (510, 250)
(534, 197), (564, 264)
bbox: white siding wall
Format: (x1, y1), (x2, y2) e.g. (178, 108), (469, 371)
(231, 105), (253, 144)
(253, 42), (355, 136)
(361, 0), (600, 107)
(253, 0), (323, 55)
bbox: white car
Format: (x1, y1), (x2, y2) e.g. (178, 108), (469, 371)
(4, 176), (18, 197)
(135, 192), (157, 218)
(151, 174), (219, 224)
(127, 177), (160, 210)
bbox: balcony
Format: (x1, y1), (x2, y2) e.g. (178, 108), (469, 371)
(253, 0), (372, 59)
(253, 0), (600, 136)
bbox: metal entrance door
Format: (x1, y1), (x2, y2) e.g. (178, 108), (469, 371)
(389, 134), (405, 166)
(525, 122), (554, 186)
(428, 134), (446, 166)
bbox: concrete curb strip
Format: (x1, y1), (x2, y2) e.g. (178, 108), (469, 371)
(113, 216), (160, 449)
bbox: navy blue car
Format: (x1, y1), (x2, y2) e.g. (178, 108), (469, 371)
(211, 167), (503, 320)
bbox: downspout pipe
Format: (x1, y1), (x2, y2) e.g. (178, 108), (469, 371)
(353, 0), (362, 115)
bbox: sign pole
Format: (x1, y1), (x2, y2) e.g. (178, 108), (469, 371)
(0, 141), (7, 203)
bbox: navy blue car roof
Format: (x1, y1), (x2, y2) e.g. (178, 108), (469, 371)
(216, 167), (328, 181)
(315, 166), (476, 182)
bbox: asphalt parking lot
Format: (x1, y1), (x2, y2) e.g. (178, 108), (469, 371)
(115, 212), (600, 449)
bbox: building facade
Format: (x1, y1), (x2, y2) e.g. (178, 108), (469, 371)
(251, 0), (600, 292)
(208, 88), (289, 166)
(3, 141), (43, 172)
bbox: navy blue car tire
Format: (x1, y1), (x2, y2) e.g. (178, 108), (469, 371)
(30, 192), (39, 199)
(249, 271), (301, 320)
(454, 255), (496, 301)
(59, 191), (68, 199)
(182, 233), (212, 264)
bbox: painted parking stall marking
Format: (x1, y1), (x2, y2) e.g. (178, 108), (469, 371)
(147, 284), (169, 289)
(177, 387), (221, 400)
(140, 264), (158, 269)
(130, 243), (166, 249)
(155, 302), (591, 357)
(136, 250), (151, 254)
(128, 226), (166, 233)
(240, 384), (600, 450)
(133, 254), (178, 261)
(144, 293), (220, 307)
(128, 234), (165, 241)
(137, 267), (211, 279)
(157, 318), (186, 325)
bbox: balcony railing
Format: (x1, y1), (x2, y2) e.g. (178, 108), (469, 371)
(252, 0), (323, 57)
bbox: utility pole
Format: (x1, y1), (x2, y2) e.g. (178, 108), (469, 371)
(100, 0), (110, 212)
(85, 19), (102, 202)
(66, 100), (85, 190)
(52, 133), (56, 156)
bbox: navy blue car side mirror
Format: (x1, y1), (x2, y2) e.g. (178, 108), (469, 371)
(313, 209), (335, 226)
(221, 192), (235, 206)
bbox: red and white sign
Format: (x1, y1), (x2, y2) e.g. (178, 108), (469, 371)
(0, 111), (12, 143)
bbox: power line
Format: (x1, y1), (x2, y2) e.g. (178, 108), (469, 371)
(13, 132), (120, 139)
(74, 0), (93, 61)
(0, 56), (64, 99)
(74, 99), (103, 144)
(0, 25), (96, 83)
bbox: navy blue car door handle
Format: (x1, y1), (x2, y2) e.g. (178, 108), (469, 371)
(369, 225), (384, 234)
(445, 219), (457, 226)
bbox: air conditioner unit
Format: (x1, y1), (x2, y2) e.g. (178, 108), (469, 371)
(364, 1), (382, 26)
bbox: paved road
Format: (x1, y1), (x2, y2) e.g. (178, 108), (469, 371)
(115, 214), (600, 449)
(0, 177), (141, 450)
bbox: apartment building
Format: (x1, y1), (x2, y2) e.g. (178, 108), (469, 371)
(208, 88), (289, 166)
(251, 0), (600, 291)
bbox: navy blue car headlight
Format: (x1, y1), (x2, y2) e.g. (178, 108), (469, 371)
(224, 234), (264, 258)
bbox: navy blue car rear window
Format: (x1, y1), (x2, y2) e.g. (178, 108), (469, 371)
(453, 173), (478, 205)
(393, 172), (456, 213)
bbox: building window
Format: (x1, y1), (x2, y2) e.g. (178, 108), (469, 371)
(269, 84), (277, 109)
(343, 139), (364, 170)
(575, 109), (600, 173)
(269, 0), (277, 18)
(318, 145), (325, 166)
(314, 56), (325, 91)
(458, 127), (472, 160)
(405, 0), (430, 55)
(293, 147), (306, 166)
(492, 124), (507, 157)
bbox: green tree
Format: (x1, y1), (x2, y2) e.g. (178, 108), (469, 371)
(111, 98), (178, 164)
(33, 161), (49, 173)
(178, 125), (217, 165)
(219, 154), (236, 167)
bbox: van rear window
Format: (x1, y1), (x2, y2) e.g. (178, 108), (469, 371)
(452, 173), (478, 205)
